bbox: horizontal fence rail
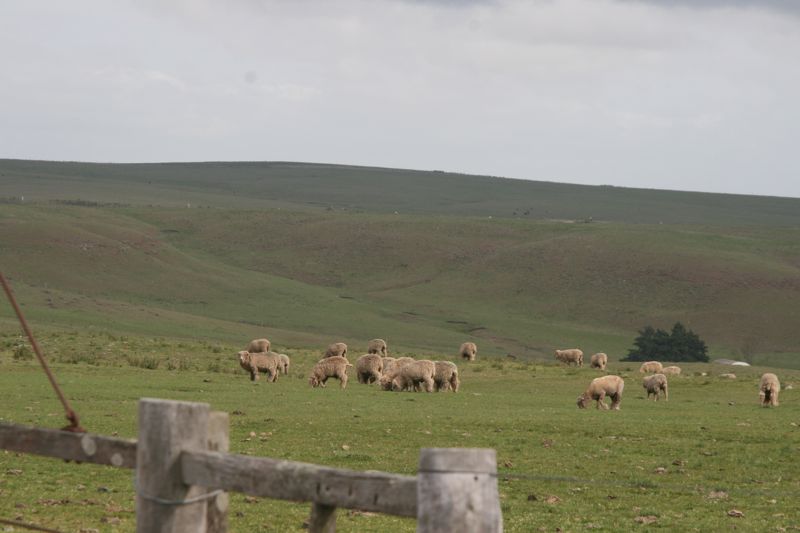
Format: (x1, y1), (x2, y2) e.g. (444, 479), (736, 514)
(0, 421), (136, 468)
(181, 450), (418, 517)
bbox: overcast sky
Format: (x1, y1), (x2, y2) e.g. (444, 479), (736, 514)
(1, 0), (799, 197)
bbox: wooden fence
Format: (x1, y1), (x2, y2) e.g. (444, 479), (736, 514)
(0, 398), (503, 532)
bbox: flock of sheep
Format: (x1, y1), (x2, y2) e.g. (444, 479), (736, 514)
(560, 348), (782, 410)
(236, 338), (479, 393)
(236, 339), (782, 408)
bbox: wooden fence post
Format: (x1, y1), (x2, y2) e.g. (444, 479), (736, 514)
(206, 411), (229, 533)
(416, 448), (503, 533)
(308, 502), (337, 533)
(136, 398), (211, 533)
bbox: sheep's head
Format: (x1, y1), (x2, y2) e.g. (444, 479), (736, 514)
(576, 394), (590, 409)
(308, 375), (320, 387)
(238, 351), (251, 365)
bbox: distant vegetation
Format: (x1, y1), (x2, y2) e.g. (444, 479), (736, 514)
(623, 322), (709, 363)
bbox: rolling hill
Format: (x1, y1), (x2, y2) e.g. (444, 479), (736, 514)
(1, 159), (799, 367)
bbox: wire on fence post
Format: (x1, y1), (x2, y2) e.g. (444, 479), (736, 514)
(0, 271), (84, 433)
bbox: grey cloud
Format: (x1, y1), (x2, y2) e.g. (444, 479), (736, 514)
(620, 0), (800, 14)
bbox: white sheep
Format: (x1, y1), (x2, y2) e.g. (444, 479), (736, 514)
(577, 375), (625, 410)
(759, 373), (780, 407)
(355, 353), (383, 384)
(555, 349), (583, 367)
(238, 350), (280, 382)
(367, 339), (388, 357)
(638, 361), (663, 374)
(323, 342), (348, 359)
(590, 352), (608, 370)
(460, 342), (477, 361)
(379, 357), (416, 390)
(247, 338), (271, 353)
(661, 366), (681, 375)
(433, 361), (460, 392)
(277, 353), (291, 375)
(642, 373), (669, 401)
(392, 360), (436, 392)
(308, 356), (352, 389)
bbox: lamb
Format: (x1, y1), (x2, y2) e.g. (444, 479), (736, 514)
(642, 373), (669, 401)
(433, 361), (459, 392)
(759, 373), (780, 407)
(555, 348), (583, 367)
(391, 359), (436, 392)
(247, 338), (271, 353)
(238, 350), (280, 382)
(356, 353), (384, 384)
(460, 342), (477, 361)
(577, 375), (625, 410)
(661, 366), (682, 375)
(308, 356), (352, 389)
(590, 352), (608, 370)
(277, 353), (291, 375)
(638, 361), (663, 374)
(367, 339), (388, 357)
(323, 342), (348, 359)
(379, 357), (416, 390)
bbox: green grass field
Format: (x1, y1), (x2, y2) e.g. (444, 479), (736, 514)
(0, 330), (798, 532)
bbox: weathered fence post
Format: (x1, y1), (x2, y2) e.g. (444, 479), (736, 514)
(136, 398), (211, 533)
(416, 448), (503, 533)
(206, 411), (229, 533)
(308, 502), (337, 533)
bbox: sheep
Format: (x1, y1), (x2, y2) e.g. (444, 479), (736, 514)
(247, 338), (271, 353)
(759, 373), (780, 407)
(391, 359), (436, 392)
(238, 350), (280, 382)
(662, 366), (682, 375)
(638, 361), (663, 374)
(356, 353), (384, 384)
(308, 356), (352, 389)
(433, 361), (459, 392)
(642, 373), (669, 401)
(277, 353), (291, 375)
(577, 375), (625, 410)
(379, 357), (416, 390)
(555, 348), (583, 367)
(367, 338), (388, 357)
(590, 352), (608, 370)
(381, 356), (397, 375)
(719, 373), (737, 379)
(323, 342), (348, 359)
(460, 342), (477, 361)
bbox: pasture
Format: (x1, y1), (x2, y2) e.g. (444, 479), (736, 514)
(1, 329), (798, 532)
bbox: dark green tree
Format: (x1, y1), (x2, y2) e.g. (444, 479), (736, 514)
(623, 322), (708, 362)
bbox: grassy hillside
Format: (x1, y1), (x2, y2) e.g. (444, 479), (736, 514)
(0, 337), (798, 532)
(2, 159), (800, 225)
(2, 203), (799, 367)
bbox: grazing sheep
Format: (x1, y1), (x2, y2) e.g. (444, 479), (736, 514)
(324, 342), (348, 359)
(392, 359), (436, 392)
(238, 350), (280, 382)
(277, 353), (291, 375)
(356, 353), (384, 384)
(590, 352), (608, 370)
(642, 373), (669, 401)
(460, 342), (477, 361)
(433, 361), (459, 392)
(555, 349), (584, 367)
(639, 361), (663, 374)
(577, 375), (625, 410)
(379, 357), (416, 390)
(759, 373), (780, 407)
(381, 356), (397, 374)
(662, 366), (682, 375)
(308, 356), (352, 389)
(247, 338), (271, 353)
(367, 339), (388, 357)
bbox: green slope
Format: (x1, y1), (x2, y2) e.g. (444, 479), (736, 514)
(2, 158), (800, 224)
(2, 203), (799, 367)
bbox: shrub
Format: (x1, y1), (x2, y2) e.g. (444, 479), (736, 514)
(623, 322), (708, 362)
(13, 344), (33, 361)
